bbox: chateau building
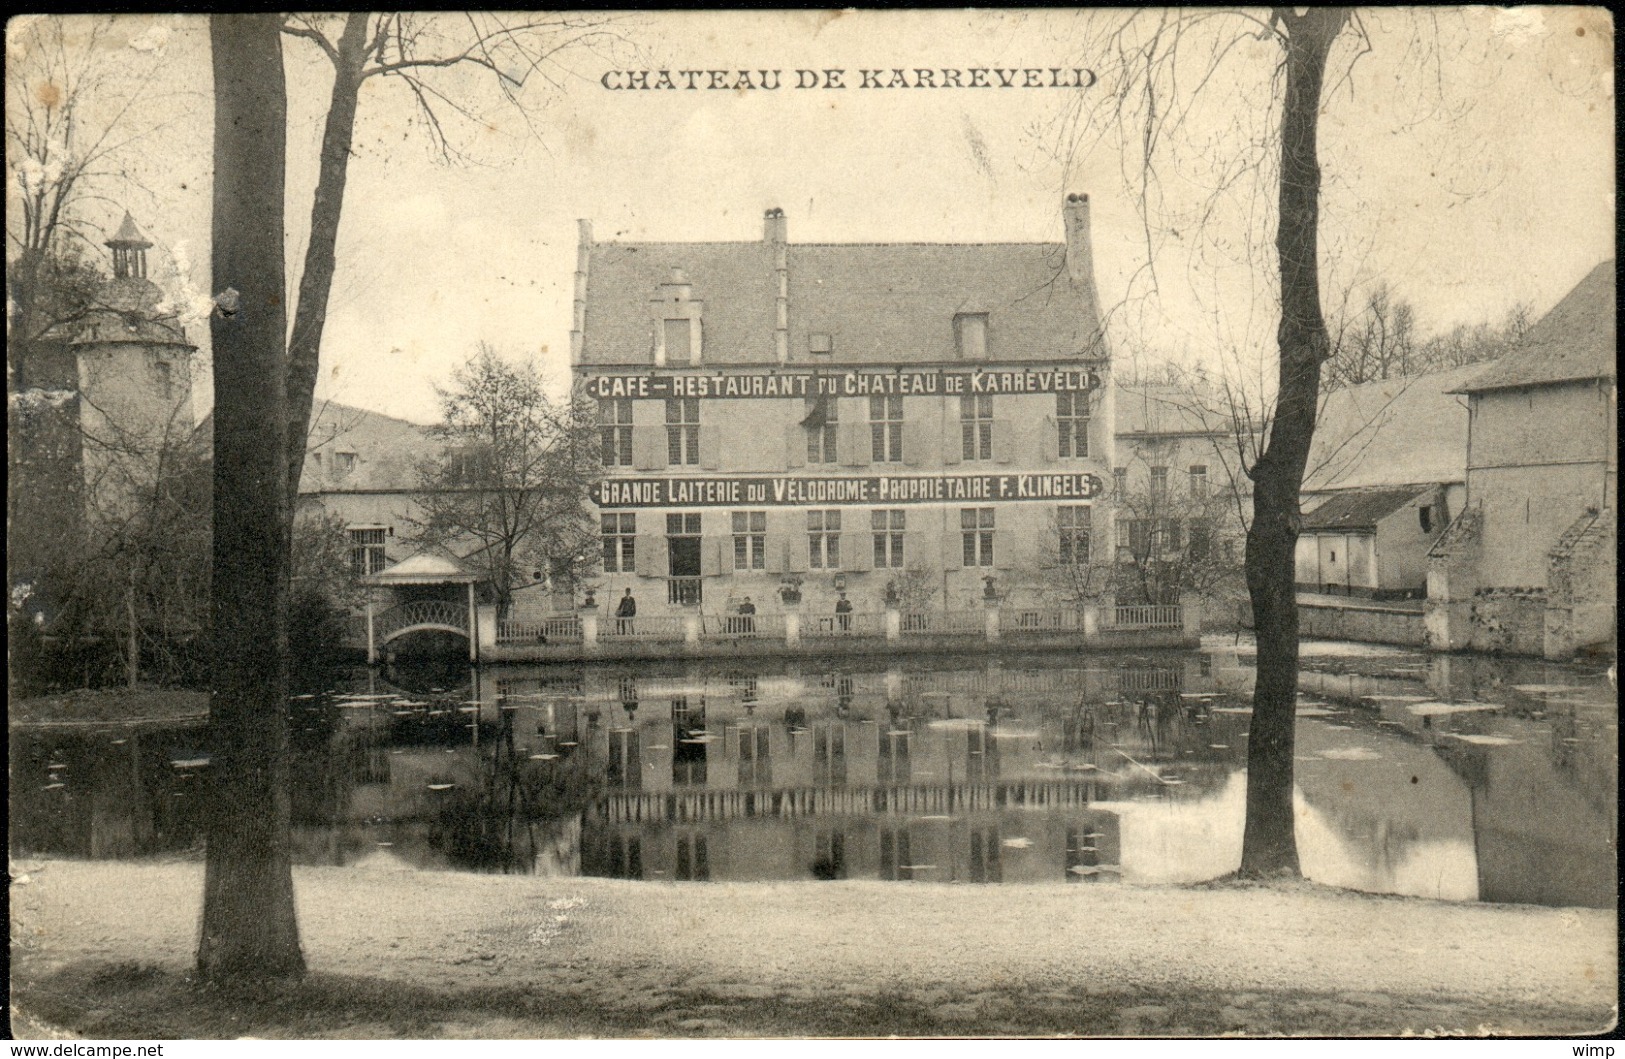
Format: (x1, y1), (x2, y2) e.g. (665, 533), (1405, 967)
(573, 197), (1115, 622)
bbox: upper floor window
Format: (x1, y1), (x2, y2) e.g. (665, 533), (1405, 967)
(335, 451), (357, 477)
(1188, 465), (1208, 498)
(664, 318), (696, 364)
(732, 510), (767, 570)
(666, 398), (699, 465)
(961, 507), (995, 567)
(599, 397), (633, 467)
(1113, 467), (1128, 496)
(155, 361), (173, 401)
(955, 313), (989, 359)
(870, 395), (904, 463)
(805, 395), (838, 464)
(1057, 393), (1089, 458)
(808, 509), (842, 569)
(348, 526), (387, 576)
(961, 394), (993, 461)
(1149, 466), (1168, 499)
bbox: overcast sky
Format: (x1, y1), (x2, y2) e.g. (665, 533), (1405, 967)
(12, 9), (1614, 424)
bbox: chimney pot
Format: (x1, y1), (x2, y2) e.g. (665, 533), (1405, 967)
(764, 207), (788, 245)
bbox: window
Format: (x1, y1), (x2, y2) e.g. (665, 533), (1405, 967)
(808, 510), (841, 569)
(348, 527), (387, 576)
(960, 394), (993, 461)
(870, 395), (904, 462)
(155, 361), (173, 401)
(335, 451), (357, 477)
(961, 507), (995, 567)
(1149, 466), (1168, 498)
(1188, 518), (1212, 561)
(732, 510), (767, 570)
(1058, 506), (1091, 565)
(1419, 505), (1434, 533)
(1189, 465), (1208, 498)
(602, 513), (636, 572)
(804, 395), (838, 464)
(1124, 518), (1151, 558)
(664, 318), (695, 363)
(1057, 393), (1089, 457)
(598, 398), (633, 466)
(955, 312), (989, 359)
(872, 509), (905, 568)
(1155, 517), (1182, 551)
(738, 725), (771, 786)
(665, 398), (699, 465)
(1113, 467), (1128, 495)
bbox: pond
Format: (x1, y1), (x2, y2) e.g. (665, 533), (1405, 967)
(9, 640), (1617, 908)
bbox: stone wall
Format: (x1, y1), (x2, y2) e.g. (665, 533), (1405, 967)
(1299, 599), (1425, 647)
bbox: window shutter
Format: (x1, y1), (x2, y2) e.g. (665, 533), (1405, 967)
(701, 536), (722, 577)
(992, 419), (1013, 465)
(633, 425), (665, 471)
(785, 529), (809, 573)
(784, 422), (806, 469)
(765, 509), (790, 574)
(942, 423), (962, 466)
(903, 420), (927, 468)
(842, 531), (872, 572)
(840, 419), (868, 468)
(699, 419), (721, 470)
(634, 531), (667, 577)
(904, 531), (931, 574)
(1042, 415), (1059, 462)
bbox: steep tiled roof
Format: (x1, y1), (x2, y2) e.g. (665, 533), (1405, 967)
(581, 239), (1101, 366)
(1303, 364), (1478, 492)
(1301, 487), (1429, 532)
(1456, 260), (1615, 393)
(196, 401), (437, 493)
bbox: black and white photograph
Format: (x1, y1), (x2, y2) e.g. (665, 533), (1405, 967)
(7, 8), (1616, 1043)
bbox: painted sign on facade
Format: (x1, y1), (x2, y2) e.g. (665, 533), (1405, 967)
(584, 366), (1103, 401)
(593, 472), (1104, 507)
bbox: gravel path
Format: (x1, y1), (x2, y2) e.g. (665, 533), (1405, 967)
(10, 859), (1618, 1038)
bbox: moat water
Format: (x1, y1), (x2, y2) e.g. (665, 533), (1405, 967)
(10, 639), (1617, 908)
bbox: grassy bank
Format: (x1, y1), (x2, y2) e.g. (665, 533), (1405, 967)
(10, 860), (1617, 1039)
(9, 686), (208, 728)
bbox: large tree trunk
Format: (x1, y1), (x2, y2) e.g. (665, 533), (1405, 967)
(284, 14), (370, 514)
(1238, 7), (1348, 879)
(197, 14), (305, 981)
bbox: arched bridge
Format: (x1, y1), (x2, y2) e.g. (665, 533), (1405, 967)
(373, 600), (470, 645)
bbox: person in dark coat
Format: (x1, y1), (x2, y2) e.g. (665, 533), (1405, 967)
(834, 592), (853, 632)
(615, 588), (636, 634)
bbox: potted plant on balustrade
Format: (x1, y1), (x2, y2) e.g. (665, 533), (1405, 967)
(778, 575), (804, 607)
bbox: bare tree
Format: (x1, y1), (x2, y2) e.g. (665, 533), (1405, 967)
(196, 13), (303, 982)
(1325, 281), (1416, 386)
(411, 345), (598, 615)
(1050, 7), (1359, 877)
(274, 13), (631, 516)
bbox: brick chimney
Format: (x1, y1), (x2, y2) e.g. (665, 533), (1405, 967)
(1062, 193), (1095, 294)
(766, 208), (789, 363)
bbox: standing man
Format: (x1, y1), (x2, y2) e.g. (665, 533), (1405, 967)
(835, 592), (853, 632)
(615, 587), (637, 635)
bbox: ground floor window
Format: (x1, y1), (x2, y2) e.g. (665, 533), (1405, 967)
(732, 510), (766, 570)
(872, 509), (905, 568)
(348, 526), (388, 576)
(809, 509), (841, 569)
(1058, 506), (1091, 565)
(602, 512), (635, 572)
(961, 507), (994, 567)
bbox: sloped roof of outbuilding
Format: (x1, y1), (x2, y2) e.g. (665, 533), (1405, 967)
(1301, 487), (1431, 532)
(1455, 260), (1615, 393)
